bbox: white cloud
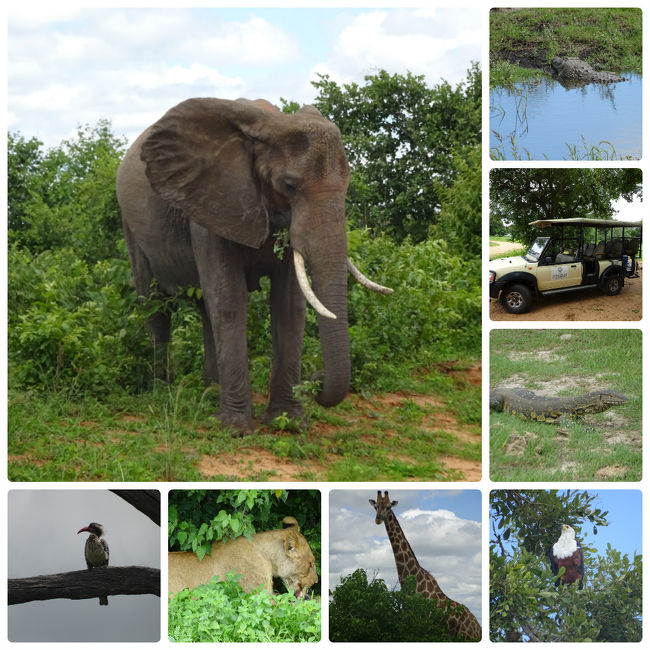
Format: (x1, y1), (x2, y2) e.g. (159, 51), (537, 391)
(318, 8), (481, 88)
(8, 7), (481, 147)
(612, 195), (643, 222)
(191, 14), (300, 65)
(7, 8), (301, 146)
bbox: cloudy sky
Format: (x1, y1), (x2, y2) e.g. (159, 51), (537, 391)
(8, 489), (160, 642)
(329, 489), (482, 624)
(7, 3), (483, 147)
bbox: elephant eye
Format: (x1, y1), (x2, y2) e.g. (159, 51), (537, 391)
(280, 175), (300, 195)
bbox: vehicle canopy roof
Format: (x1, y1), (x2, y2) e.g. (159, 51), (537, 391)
(530, 218), (642, 228)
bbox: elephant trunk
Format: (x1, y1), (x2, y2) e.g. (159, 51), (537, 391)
(312, 262), (351, 407)
(291, 200), (350, 407)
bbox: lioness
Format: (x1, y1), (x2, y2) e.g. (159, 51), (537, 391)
(168, 519), (318, 599)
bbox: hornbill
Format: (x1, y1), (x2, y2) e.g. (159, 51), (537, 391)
(77, 522), (110, 605)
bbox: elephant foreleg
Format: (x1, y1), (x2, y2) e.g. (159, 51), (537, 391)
(191, 225), (254, 435)
(263, 259), (307, 426)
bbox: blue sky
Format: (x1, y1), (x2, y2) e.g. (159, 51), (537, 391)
(490, 490), (642, 561)
(330, 489), (482, 624)
(7, 3), (482, 147)
(576, 490), (642, 559)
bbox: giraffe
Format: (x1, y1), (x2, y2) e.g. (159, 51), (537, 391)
(369, 490), (481, 641)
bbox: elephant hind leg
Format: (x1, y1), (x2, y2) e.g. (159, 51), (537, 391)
(123, 221), (173, 381)
(199, 300), (219, 385)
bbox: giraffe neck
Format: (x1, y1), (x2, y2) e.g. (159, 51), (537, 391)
(384, 510), (445, 598)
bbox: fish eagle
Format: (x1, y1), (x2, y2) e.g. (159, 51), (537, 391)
(548, 524), (584, 589)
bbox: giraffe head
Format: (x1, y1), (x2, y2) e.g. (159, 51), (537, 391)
(369, 490), (398, 525)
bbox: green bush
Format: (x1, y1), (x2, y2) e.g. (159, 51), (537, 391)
(345, 230), (480, 390)
(8, 245), (152, 395)
(329, 570), (459, 642)
(9, 229), (479, 398)
(168, 574), (320, 642)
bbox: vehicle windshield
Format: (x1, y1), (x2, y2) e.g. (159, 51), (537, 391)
(525, 237), (550, 261)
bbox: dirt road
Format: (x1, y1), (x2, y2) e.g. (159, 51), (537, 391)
(490, 269), (642, 321)
(489, 240), (525, 256)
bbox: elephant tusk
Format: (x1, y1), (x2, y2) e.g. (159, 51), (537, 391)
(293, 250), (337, 319)
(347, 259), (394, 294)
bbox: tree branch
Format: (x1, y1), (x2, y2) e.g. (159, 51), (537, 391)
(520, 621), (541, 642)
(110, 490), (160, 525)
(8, 566), (160, 605)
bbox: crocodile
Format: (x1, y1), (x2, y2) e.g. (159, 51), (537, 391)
(490, 387), (627, 422)
(550, 57), (626, 86)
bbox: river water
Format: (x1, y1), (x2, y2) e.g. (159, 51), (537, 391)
(490, 73), (642, 160)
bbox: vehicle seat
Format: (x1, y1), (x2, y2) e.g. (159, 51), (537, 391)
(622, 237), (640, 256)
(605, 239), (623, 257)
(555, 253), (575, 263)
(594, 241), (606, 258)
(582, 243), (596, 261)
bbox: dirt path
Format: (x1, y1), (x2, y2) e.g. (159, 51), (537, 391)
(489, 240), (525, 256)
(196, 365), (483, 482)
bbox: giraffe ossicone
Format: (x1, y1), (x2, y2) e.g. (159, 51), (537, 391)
(369, 490), (481, 641)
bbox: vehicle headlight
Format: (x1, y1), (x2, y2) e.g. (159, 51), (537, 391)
(489, 270), (496, 283)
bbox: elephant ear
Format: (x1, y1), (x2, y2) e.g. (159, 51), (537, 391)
(140, 97), (269, 248)
(297, 104), (323, 117)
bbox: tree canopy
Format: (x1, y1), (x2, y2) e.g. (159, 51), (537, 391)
(309, 65), (481, 243)
(8, 122), (127, 260)
(490, 490), (641, 642)
(490, 168), (642, 244)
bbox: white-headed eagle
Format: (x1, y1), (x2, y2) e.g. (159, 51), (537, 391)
(548, 524), (584, 589)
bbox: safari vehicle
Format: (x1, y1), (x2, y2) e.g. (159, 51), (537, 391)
(489, 218), (642, 314)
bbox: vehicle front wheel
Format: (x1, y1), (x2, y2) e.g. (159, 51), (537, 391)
(602, 275), (623, 296)
(500, 284), (533, 314)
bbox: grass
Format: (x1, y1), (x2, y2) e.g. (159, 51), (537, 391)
(8, 363), (481, 482)
(490, 8), (642, 88)
(490, 130), (632, 162)
(490, 329), (641, 481)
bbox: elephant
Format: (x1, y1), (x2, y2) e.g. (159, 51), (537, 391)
(116, 97), (391, 436)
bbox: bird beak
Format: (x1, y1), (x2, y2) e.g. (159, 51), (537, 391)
(77, 527), (89, 534)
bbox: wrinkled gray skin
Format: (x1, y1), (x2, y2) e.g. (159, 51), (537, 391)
(550, 57), (626, 86)
(116, 98), (353, 436)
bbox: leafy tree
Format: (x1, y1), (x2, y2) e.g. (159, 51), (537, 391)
(431, 143), (481, 257)
(489, 168), (642, 244)
(329, 570), (463, 642)
(7, 132), (45, 233)
(311, 65), (481, 243)
(490, 490), (641, 642)
(8, 121), (127, 261)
